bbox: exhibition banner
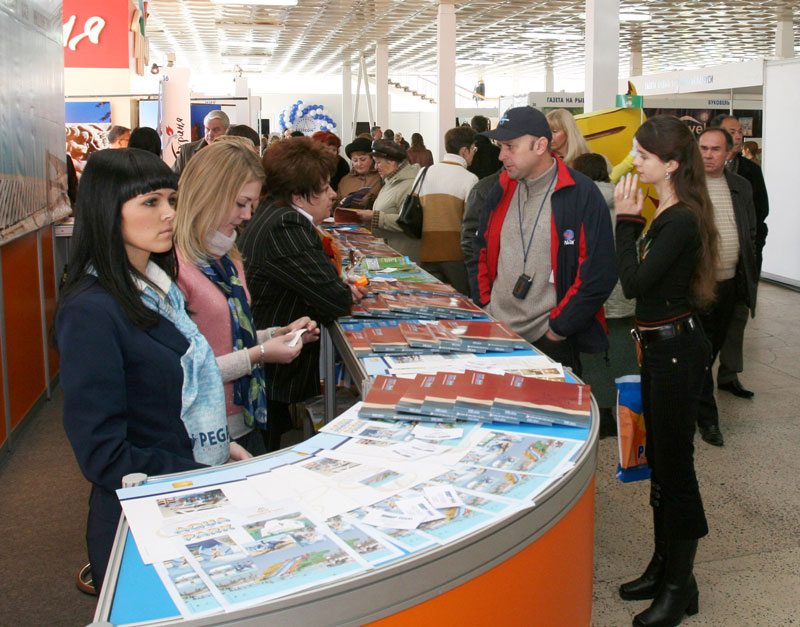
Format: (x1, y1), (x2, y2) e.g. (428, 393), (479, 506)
(161, 68), (191, 168)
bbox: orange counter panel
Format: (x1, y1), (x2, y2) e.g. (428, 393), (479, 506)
(1, 231), (46, 429)
(40, 225), (60, 377)
(367, 479), (595, 627)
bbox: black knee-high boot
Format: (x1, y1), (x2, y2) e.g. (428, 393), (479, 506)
(619, 503), (667, 601)
(633, 538), (699, 627)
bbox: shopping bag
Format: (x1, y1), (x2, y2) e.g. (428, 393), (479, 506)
(615, 375), (651, 483)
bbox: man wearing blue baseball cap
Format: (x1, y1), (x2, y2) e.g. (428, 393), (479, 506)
(466, 106), (616, 373)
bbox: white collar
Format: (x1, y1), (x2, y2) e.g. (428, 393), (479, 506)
(132, 261), (172, 295)
(442, 153), (467, 167)
(291, 203), (315, 225)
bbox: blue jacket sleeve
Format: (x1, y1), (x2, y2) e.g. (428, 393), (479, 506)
(549, 182), (618, 338)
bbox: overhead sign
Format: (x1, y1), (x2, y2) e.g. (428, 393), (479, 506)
(63, 0), (129, 69)
(630, 60), (765, 96)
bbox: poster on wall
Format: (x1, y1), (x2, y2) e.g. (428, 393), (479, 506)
(65, 101), (111, 177)
(643, 108), (763, 139)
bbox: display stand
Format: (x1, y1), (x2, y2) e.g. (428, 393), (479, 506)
(92, 232), (599, 626)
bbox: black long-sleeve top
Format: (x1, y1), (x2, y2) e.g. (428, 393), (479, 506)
(615, 202), (701, 326)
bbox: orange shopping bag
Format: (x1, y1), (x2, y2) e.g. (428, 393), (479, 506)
(615, 375), (651, 483)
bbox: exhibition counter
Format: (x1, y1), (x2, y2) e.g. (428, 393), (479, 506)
(91, 228), (598, 627)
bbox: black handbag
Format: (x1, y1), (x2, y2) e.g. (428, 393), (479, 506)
(397, 166), (429, 239)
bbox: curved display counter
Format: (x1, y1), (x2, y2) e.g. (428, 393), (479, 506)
(94, 404), (597, 626)
(94, 235), (599, 626)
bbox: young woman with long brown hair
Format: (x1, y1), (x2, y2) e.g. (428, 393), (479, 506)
(614, 115), (718, 627)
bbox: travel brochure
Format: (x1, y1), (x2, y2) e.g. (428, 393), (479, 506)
(358, 371), (588, 427)
(117, 404), (582, 619)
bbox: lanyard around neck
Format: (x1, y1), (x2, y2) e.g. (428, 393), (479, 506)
(517, 167), (558, 268)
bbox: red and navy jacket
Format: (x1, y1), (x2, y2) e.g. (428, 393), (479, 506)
(466, 156), (617, 354)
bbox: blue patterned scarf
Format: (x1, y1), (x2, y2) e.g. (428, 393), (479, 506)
(136, 262), (229, 466)
(198, 254), (268, 429)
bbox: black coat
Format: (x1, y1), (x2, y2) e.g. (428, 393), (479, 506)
(732, 154), (769, 258)
(468, 135), (502, 180)
(723, 169), (759, 314)
(239, 199), (353, 402)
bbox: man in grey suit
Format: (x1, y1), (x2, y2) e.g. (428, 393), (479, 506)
(172, 110), (230, 176)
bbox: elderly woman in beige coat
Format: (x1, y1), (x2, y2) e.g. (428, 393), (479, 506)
(352, 139), (421, 262)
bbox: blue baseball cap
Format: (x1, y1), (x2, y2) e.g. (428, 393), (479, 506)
(482, 106), (552, 141)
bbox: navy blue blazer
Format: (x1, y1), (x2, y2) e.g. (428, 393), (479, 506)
(56, 277), (205, 586)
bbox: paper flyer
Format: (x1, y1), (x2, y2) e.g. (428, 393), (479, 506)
(457, 429), (582, 477)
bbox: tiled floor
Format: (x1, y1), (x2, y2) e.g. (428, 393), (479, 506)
(591, 282), (800, 626)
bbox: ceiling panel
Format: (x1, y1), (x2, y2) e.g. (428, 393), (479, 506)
(145, 0), (799, 82)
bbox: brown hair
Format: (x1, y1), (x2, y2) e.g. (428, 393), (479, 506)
(311, 130), (341, 149)
(634, 115), (718, 308)
(262, 137), (337, 203)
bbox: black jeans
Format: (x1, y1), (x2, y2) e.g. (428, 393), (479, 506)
(641, 324), (711, 540)
(697, 278), (737, 429)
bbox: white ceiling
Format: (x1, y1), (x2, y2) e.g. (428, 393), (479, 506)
(145, 0), (799, 86)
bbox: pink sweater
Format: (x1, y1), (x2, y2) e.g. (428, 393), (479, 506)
(176, 252), (252, 420)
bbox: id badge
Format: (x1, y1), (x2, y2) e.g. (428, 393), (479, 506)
(512, 273), (533, 299)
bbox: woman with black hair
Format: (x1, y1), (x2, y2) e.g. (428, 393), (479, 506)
(128, 126), (162, 157)
(614, 116), (717, 626)
(55, 148), (247, 593)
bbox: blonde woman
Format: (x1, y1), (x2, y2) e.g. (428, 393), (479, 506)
(546, 108), (591, 167)
(174, 140), (319, 453)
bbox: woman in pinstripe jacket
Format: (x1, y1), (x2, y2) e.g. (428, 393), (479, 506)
(239, 137), (368, 450)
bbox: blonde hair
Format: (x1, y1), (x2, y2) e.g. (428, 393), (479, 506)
(174, 140), (265, 266)
(546, 109), (590, 167)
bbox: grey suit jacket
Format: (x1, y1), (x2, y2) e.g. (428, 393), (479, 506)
(171, 138), (206, 176)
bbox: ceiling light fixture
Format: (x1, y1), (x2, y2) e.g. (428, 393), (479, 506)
(620, 12), (651, 22)
(523, 32), (583, 41)
(220, 40), (277, 49)
(209, 0), (296, 5)
(481, 47), (530, 55)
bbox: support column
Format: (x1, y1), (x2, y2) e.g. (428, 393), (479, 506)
(375, 40), (389, 130)
(342, 57), (353, 144)
(437, 0), (456, 159)
(234, 76), (249, 126)
(584, 0), (620, 112)
(545, 62), (554, 92)
(775, 9), (794, 58)
(630, 34), (643, 77)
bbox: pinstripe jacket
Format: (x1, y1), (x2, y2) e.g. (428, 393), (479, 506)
(239, 198), (353, 402)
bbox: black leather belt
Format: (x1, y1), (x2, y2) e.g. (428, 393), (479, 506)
(632, 316), (698, 348)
